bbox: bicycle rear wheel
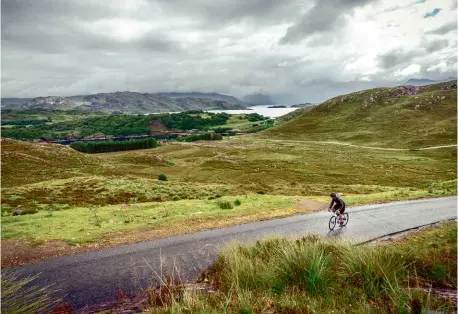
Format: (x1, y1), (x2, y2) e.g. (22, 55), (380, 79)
(342, 213), (349, 227)
(329, 216), (337, 230)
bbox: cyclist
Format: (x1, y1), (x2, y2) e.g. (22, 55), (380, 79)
(328, 192), (346, 225)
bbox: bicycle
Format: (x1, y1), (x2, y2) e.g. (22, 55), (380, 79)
(328, 209), (349, 230)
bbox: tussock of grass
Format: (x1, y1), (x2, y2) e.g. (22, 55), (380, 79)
(158, 174), (168, 181)
(218, 201), (233, 209)
(156, 222), (457, 313)
(1, 271), (62, 313)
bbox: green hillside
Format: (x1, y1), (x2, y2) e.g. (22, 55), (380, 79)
(1, 81), (456, 266)
(264, 81), (457, 148)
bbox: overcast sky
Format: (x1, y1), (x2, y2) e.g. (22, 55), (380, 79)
(2, 0), (457, 103)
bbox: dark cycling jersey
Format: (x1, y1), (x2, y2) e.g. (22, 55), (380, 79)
(330, 196), (345, 209)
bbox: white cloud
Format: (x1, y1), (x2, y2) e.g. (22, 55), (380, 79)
(426, 61), (448, 72)
(344, 55), (380, 76)
(81, 18), (154, 42)
(394, 64), (422, 77)
(359, 76), (372, 81)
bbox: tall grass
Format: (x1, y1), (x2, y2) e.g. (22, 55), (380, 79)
(154, 223), (456, 313)
(1, 271), (62, 314)
(340, 245), (407, 298)
(218, 201), (234, 209)
(213, 237), (333, 295)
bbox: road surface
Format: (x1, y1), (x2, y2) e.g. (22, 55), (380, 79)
(9, 196), (457, 309)
(263, 139), (458, 151)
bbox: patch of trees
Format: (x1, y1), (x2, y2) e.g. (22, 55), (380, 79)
(1, 111), (232, 140)
(155, 111), (230, 130)
(177, 133), (223, 142)
(245, 113), (268, 122)
(70, 138), (158, 153)
(1, 120), (48, 126)
(211, 127), (234, 133)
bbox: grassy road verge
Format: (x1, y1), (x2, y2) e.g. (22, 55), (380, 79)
(150, 222), (457, 313)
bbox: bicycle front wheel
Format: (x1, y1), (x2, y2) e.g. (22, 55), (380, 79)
(342, 213), (349, 227)
(329, 216), (337, 230)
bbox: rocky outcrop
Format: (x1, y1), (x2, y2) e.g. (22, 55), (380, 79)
(291, 103), (313, 108)
(389, 86), (420, 98)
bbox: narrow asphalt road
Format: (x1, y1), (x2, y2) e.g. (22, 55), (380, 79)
(9, 196), (457, 309)
(263, 139), (458, 151)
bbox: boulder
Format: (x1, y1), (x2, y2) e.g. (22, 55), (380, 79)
(13, 207), (23, 216)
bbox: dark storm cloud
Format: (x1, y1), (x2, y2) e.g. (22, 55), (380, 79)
(377, 37), (450, 70)
(426, 21), (457, 35)
(1, 0), (456, 101)
(421, 38), (449, 53)
(377, 49), (420, 69)
(152, 0), (302, 27)
(2, 3), (182, 55)
(279, 0), (377, 44)
(1, 0), (119, 28)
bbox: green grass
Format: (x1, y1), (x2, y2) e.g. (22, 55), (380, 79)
(1, 136), (456, 245)
(212, 113), (273, 133)
(218, 114), (254, 130)
(153, 222), (457, 313)
(263, 81), (457, 148)
(218, 201), (234, 209)
(1, 108), (107, 124)
(1, 195), (298, 244)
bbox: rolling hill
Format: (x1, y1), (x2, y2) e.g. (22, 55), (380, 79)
(1, 92), (248, 114)
(0, 138), (101, 187)
(403, 77), (457, 86)
(263, 80), (457, 148)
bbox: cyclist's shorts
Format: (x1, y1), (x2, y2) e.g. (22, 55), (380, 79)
(334, 204), (345, 214)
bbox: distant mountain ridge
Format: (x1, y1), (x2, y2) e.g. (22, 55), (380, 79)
(153, 92), (245, 105)
(242, 93), (275, 105)
(403, 77), (457, 86)
(1, 98), (31, 108)
(1, 92), (248, 114)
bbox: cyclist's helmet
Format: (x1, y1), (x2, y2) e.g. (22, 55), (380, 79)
(330, 192), (337, 198)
